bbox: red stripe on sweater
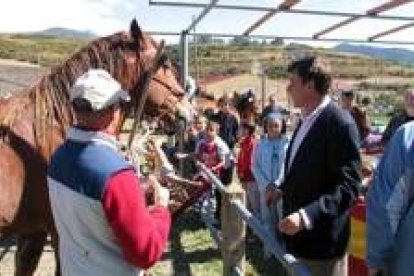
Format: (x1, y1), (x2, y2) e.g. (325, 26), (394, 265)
(102, 169), (171, 269)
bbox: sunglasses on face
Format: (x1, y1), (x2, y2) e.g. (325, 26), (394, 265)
(342, 91), (354, 97)
(267, 123), (281, 129)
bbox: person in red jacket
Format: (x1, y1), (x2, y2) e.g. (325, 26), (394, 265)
(236, 121), (258, 216)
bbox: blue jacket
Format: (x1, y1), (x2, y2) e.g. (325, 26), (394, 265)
(252, 135), (289, 191)
(47, 127), (142, 275)
(367, 121), (414, 275)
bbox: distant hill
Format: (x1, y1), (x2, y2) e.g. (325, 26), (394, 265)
(334, 43), (414, 66)
(31, 27), (96, 39)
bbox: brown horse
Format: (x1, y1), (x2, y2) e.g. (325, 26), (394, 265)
(193, 89), (259, 124)
(0, 19), (194, 275)
(232, 89), (260, 124)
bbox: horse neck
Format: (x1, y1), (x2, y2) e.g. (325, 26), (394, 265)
(23, 74), (72, 159)
(26, 34), (145, 158)
(24, 38), (120, 157)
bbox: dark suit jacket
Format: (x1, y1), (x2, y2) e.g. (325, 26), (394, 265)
(281, 102), (361, 259)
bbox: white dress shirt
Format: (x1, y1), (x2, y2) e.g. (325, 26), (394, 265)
(286, 96), (331, 229)
(287, 96), (331, 171)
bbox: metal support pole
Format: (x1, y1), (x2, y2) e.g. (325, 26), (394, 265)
(261, 73), (266, 113)
(180, 30), (189, 89)
(178, 31), (189, 176)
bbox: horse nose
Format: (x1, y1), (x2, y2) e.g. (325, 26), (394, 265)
(176, 103), (192, 123)
(176, 96), (195, 123)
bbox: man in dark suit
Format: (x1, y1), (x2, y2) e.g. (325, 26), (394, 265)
(270, 57), (361, 275)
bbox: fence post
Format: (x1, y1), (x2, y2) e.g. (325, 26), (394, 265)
(221, 182), (245, 276)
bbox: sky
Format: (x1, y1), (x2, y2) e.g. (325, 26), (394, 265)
(1, 0), (414, 50)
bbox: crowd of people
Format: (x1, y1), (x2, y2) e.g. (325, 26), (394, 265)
(46, 56), (414, 276)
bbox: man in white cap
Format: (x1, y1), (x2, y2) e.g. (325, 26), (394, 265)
(47, 69), (170, 275)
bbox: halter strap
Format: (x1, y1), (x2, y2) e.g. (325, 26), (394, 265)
(127, 40), (166, 148)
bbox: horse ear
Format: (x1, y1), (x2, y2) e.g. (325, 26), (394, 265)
(130, 18), (143, 42)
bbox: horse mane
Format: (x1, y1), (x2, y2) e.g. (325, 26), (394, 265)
(2, 31), (152, 157)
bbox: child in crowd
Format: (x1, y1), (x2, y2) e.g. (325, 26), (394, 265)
(193, 114), (208, 142)
(236, 121), (258, 216)
(252, 113), (289, 258)
(195, 120), (232, 223)
(195, 121), (229, 177)
(180, 115), (208, 177)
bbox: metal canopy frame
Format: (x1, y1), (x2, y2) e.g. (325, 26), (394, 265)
(242, 0), (300, 36)
(149, 0), (414, 43)
(313, 0), (411, 39)
(148, 0), (414, 84)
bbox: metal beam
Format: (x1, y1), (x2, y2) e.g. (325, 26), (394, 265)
(313, 17), (362, 39)
(369, 21), (414, 41)
(230, 200), (309, 276)
(313, 0), (410, 39)
(185, 0), (218, 32)
(367, 0), (410, 15)
(243, 0), (300, 35)
(149, 1), (414, 21)
(148, 31), (414, 45)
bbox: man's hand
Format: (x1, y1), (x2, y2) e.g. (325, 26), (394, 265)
(368, 268), (383, 276)
(147, 175), (170, 208)
(278, 212), (304, 235)
(265, 185), (282, 206)
(210, 166), (219, 173)
(175, 152), (189, 160)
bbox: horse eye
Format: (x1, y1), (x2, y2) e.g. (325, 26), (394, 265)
(125, 42), (138, 51)
(158, 54), (169, 66)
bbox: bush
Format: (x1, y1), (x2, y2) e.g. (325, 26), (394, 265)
(265, 65), (286, 79)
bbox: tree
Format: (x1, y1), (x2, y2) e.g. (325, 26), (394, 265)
(230, 36), (251, 46)
(212, 38), (225, 45)
(197, 34), (213, 45)
(270, 37), (284, 45)
(361, 96), (371, 106)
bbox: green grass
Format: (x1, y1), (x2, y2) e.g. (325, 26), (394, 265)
(0, 34), (87, 66)
(371, 114), (391, 125)
(148, 209), (222, 275)
(148, 208), (287, 275)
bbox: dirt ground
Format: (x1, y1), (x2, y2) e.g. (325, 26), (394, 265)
(0, 58), (48, 96)
(0, 237), (56, 275)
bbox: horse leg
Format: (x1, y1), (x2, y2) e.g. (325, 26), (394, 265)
(14, 232), (47, 276)
(50, 229), (61, 276)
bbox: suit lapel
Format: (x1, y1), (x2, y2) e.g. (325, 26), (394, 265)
(285, 119), (301, 174)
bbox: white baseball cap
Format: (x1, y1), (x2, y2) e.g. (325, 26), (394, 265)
(70, 69), (130, 111)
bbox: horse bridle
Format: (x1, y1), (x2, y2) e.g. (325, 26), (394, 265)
(125, 40), (186, 147)
(151, 75), (183, 97)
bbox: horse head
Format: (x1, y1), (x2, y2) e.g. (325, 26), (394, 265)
(234, 89), (260, 122)
(114, 19), (194, 132)
(44, 19), (194, 137)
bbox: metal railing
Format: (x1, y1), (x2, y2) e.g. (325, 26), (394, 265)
(195, 161), (309, 276)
